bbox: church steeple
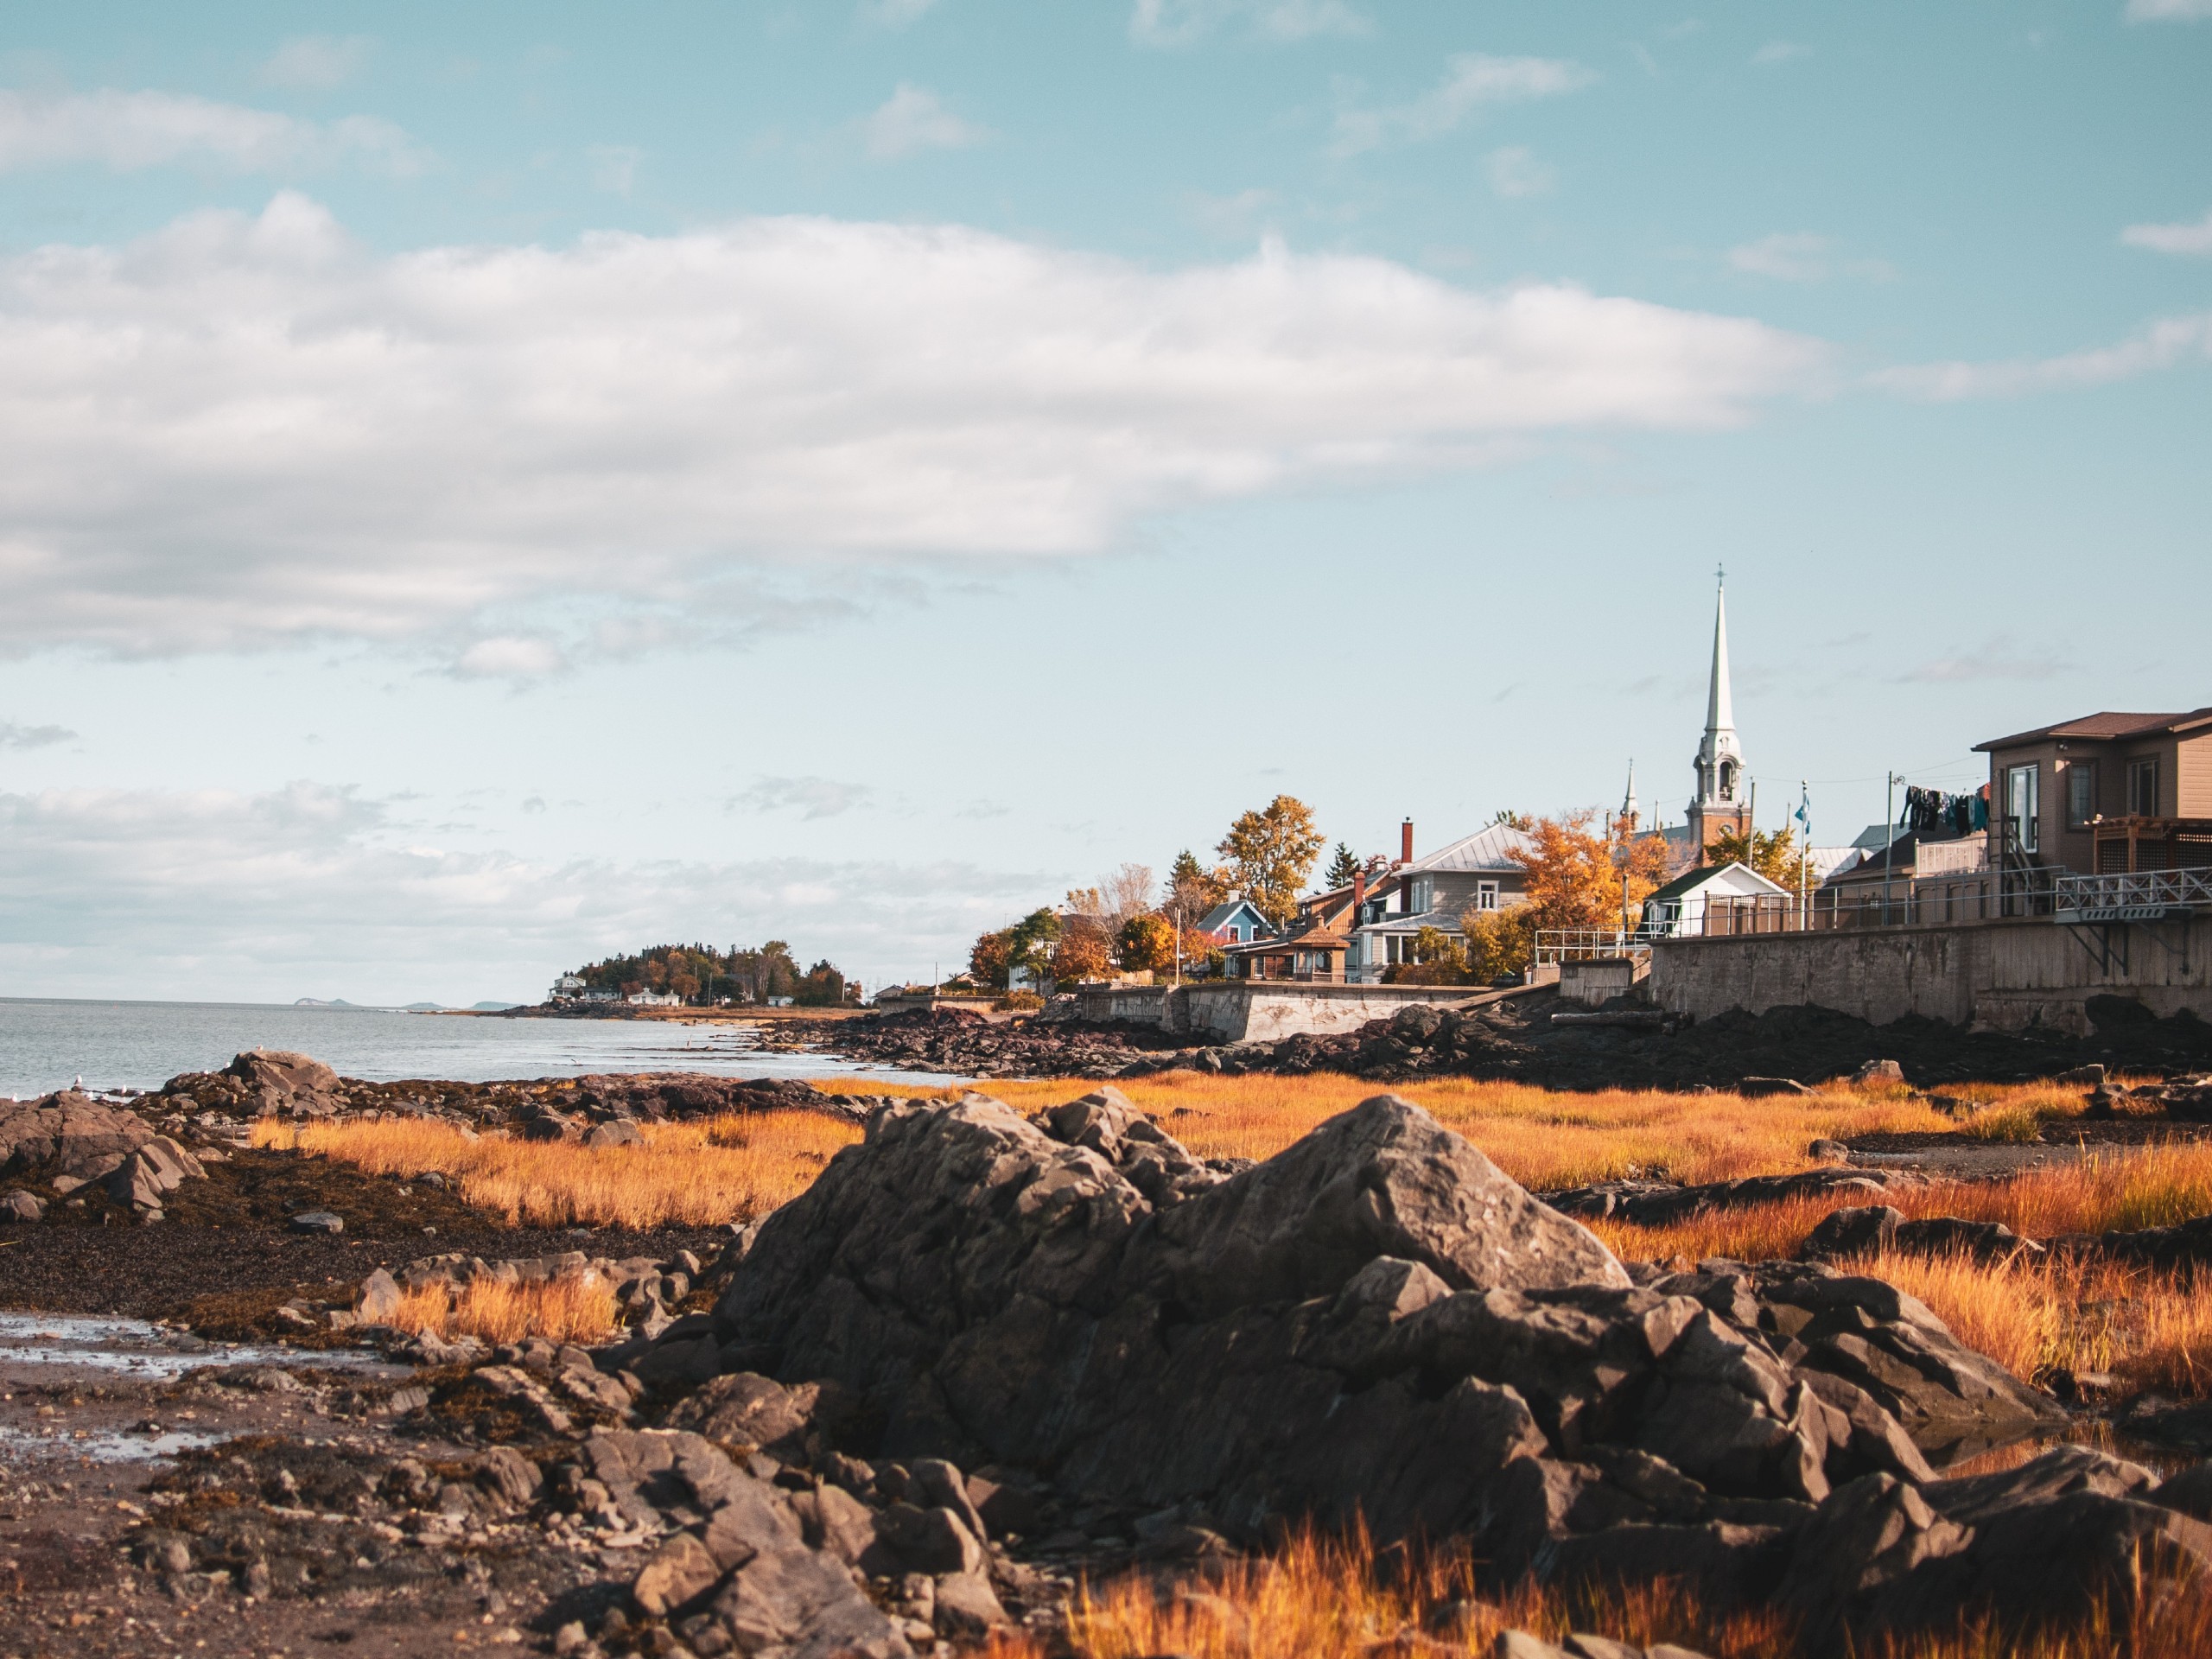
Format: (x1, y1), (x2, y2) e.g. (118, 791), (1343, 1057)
(1686, 569), (1751, 864)
(1619, 759), (1639, 832)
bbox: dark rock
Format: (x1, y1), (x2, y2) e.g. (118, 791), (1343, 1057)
(632, 1533), (721, 1618)
(1891, 1217), (2040, 1264)
(1807, 1139), (1851, 1165)
(930, 1570), (1008, 1636)
(1852, 1060), (1906, 1085)
(288, 1211), (345, 1235)
(1782, 1447), (2212, 1656)
(355, 1268), (403, 1323)
(1549, 1168), (1907, 1229)
(1801, 1206), (1902, 1261)
(583, 1118), (646, 1150)
(0, 1188), (43, 1222)
(0, 1092), (155, 1179)
(225, 1049), (343, 1115)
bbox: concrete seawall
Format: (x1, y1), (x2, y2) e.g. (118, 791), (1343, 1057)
(1650, 914), (2212, 1034)
(1071, 982), (1481, 1043)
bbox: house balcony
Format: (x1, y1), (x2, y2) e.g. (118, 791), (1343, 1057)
(2089, 816), (2212, 874)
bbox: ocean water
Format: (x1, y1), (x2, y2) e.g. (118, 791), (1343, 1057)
(0, 997), (952, 1099)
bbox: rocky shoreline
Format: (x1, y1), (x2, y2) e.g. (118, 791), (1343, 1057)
(756, 988), (2212, 1090)
(8, 1053), (2212, 1655)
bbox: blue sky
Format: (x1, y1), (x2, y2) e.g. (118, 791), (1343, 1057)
(0, 0), (2206, 1004)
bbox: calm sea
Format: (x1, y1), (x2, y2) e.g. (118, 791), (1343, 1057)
(0, 998), (952, 1100)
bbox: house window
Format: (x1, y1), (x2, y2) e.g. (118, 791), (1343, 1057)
(2005, 764), (2039, 854)
(1411, 877), (1433, 913)
(2066, 762), (2098, 830)
(1475, 880), (1498, 912)
(2129, 759), (2160, 818)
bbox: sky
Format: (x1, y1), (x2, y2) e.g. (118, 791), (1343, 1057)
(0, 0), (2207, 1006)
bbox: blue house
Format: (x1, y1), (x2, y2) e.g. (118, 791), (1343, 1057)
(1197, 898), (1273, 946)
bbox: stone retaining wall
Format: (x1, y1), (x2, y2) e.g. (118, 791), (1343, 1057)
(1071, 981), (1490, 1042)
(1650, 913), (2212, 1034)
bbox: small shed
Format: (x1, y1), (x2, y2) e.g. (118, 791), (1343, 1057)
(1641, 861), (1791, 938)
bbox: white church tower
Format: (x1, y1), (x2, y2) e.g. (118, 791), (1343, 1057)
(1684, 569), (1751, 864)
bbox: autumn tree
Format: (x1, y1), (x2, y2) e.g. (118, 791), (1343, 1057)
(1323, 842), (1363, 891)
(1049, 919), (1115, 984)
(1006, 908), (1061, 983)
(1389, 925), (1473, 986)
(1117, 912), (1176, 972)
(1162, 849), (1230, 925)
(1708, 826), (1813, 891)
(1217, 794), (1325, 928)
(968, 929), (1015, 989)
(1453, 809), (1671, 978)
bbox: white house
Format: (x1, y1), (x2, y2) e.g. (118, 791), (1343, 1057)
(547, 973), (586, 1001)
(626, 988), (682, 1007)
(1640, 861), (1791, 938)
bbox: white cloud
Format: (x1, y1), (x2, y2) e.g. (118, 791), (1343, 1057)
(1751, 41), (1811, 65)
(1332, 55), (1595, 156)
(1729, 232), (1832, 281)
(0, 781), (1049, 1004)
(259, 35), (374, 90)
(454, 636), (568, 680)
(735, 776), (874, 819)
(862, 84), (990, 159)
(859, 0), (941, 27)
(1131, 0), (1370, 46)
(1485, 145), (1555, 199)
(2123, 209), (2212, 256)
(1902, 637), (2063, 683)
(588, 143), (642, 196)
(0, 721), (73, 749)
(1875, 312), (2212, 400)
(0, 88), (427, 176)
(0, 194), (1821, 661)
(2126, 0), (2212, 18)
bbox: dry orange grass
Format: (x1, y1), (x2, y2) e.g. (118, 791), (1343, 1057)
(1587, 1140), (2212, 1267)
(254, 1109), (861, 1228)
(982, 1524), (2212, 1659)
(985, 1526), (1790, 1659)
(925, 1071), (2010, 1190)
(385, 1275), (621, 1345)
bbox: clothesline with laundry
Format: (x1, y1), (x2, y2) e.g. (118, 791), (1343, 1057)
(1897, 783), (1988, 837)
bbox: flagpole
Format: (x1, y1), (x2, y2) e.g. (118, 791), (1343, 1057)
(1798, 780), (1809, 931)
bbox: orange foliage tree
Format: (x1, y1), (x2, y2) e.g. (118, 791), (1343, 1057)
(1461, 809), (1672, 978)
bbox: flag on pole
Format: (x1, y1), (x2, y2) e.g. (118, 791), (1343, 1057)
(1795, 785), (1811, 835)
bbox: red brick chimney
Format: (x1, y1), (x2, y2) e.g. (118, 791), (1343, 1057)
(1352, 869), (1366, 910)
(1400, 818), (1414, 865)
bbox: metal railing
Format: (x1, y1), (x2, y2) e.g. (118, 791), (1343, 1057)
(2054, 866), (2212, 920)
(1535, 930), (1653, 964)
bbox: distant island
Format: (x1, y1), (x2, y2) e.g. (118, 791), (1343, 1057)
(292, 997), (522, 1013)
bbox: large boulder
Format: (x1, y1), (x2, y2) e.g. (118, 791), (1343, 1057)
(0, 1091), (154, 1180)
(658, 1088), (2212, 1649)
(226, 1049), (344, 1115)
(1778, 1447), (2212, 1655)
(696, 1090), (2099, 1629)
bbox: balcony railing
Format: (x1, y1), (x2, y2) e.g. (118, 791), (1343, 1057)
(2054, 866), (2212, 921)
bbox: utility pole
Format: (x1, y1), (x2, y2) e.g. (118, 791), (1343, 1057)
(1173, 906), (1182, 986)
(1883, 772), (1902, 925)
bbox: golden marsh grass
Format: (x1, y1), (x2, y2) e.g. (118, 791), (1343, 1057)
(253, 1109), (861, 1229)
(928, 1071), (2089, 1190)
